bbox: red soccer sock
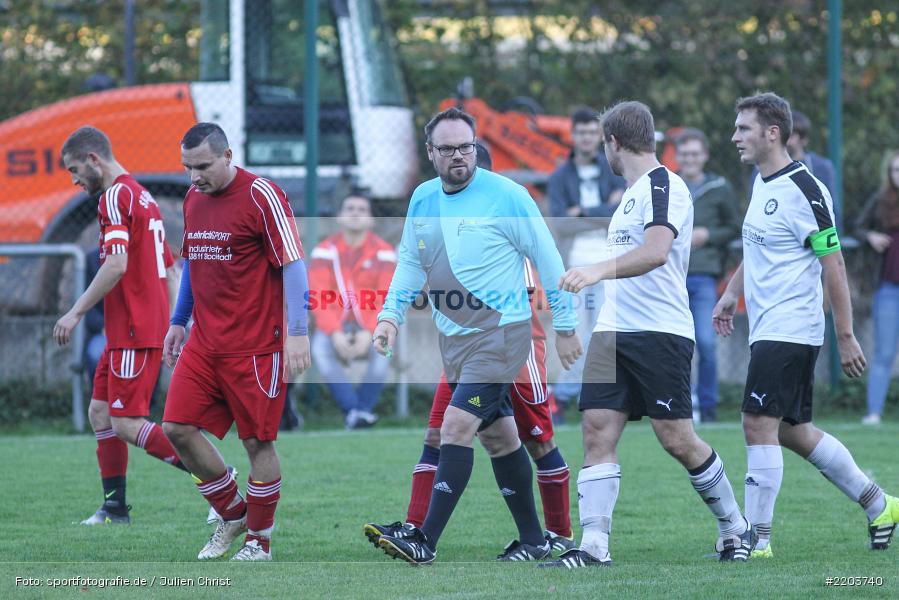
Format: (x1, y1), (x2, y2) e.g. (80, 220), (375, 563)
(406, 467), (437, 528)
(136, 421), (186, 470)
(246, 478), (281, 552)
(95, 427), (128, 478)
(537, 465), (572, 538)
(197, 471), (246, 521)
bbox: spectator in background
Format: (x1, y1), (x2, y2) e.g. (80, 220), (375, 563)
(309, 192), (396, 429)
(675, 129), (741, 422)
(855, 149), (899, 425)
(547, 107), (626, 419)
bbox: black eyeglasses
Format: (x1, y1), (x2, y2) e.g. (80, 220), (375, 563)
(431, 142), (476, 157)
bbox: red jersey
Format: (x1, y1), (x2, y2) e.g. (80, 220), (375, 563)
(98, 174), (174, 348)
(308, 231), (396, 335)
(181, 167), (304, 356)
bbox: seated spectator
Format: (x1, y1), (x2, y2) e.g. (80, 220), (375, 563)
(309, 192), (396, 429)
(855, 149), (899, 425)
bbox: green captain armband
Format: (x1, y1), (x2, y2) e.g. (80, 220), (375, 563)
(809, 226), (841, 257)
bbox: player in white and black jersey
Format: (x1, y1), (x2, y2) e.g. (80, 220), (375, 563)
(541, 101), (754, 569)
(715, 92), (899, 557)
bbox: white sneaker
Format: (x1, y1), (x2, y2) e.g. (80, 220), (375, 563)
(198, 514), (247, 560)
(862, 414), (882, 426)
(206, 466), (238, 525)
(231, 539), (272, 561)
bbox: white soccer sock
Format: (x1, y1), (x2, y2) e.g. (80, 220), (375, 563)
(807, 433), (886, 520)
(745, 444), (783, 545)
(688, 451), (745, 536)
(577, 463), (620, 559)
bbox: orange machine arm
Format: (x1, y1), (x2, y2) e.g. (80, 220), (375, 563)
(439, 98), (571, 175)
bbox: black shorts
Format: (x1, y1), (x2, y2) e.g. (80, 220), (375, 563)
(579, 331), (694, 421)
(442, 320), (531, 428)
(742, 340), (820, 425)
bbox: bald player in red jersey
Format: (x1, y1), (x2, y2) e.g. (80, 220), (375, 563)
(56, 126), (189, 526)
(162, 123), (311, 562)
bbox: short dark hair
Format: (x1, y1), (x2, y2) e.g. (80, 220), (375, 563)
(791, 110), (811, 139)
(571, 106), (600, 128)
(475, 139), (492, 170)
(600, 101), (656, 154)
(675, 128), (709, 152)
(61, 126), (113, 161)
(338, 190), (372, 212)
(181, 122), (230, 155)
(735, 92), (792, 145)
(424, 107), (476, 143)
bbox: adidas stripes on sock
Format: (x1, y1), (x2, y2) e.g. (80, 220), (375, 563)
(745, 444), (783, 544)
(807, 433), (886, 520)
(688, 450), (745, 536)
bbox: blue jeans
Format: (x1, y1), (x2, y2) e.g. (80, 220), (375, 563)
(867, 282), (899, 416)
(687, 275), (718, 412)
(312, 330), (390, 414)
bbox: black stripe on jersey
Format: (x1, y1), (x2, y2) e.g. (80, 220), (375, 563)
(761, 160), (802, 183)
(789, 169), (834, 242)
(646, 167), (678, 237)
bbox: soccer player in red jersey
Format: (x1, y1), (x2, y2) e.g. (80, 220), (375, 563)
(55, 126), (188, 525)
(162, 123), (311, 561)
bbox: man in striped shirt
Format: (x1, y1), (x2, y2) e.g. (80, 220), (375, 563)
(162, 123), (311, 561)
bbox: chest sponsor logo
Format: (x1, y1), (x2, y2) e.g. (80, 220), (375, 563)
(742, 224), (765, 245)
(607, 228), (632, 246)
(764, 199), (778, 215)
(186, 230), (234, 261)
(623, 198), (636, 214)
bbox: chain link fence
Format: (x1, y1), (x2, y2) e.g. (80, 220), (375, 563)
(1, 0), (894, 429)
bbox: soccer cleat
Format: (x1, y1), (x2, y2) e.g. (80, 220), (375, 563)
(496, 539), (552, 561)
(80, 506), (131, 525)
(545, 530), (577, 554)
(198, 514), (247, 560)
(869, 494), (899, 550)
(206, 465), (238, 525)
(230, 539), (272, 561)
(751, 543), (774, 558)
(538, 548), (612, 569)
(363, 521), (414, 548)
(377, 527), (435, 565)
(716, 520), (757, 562)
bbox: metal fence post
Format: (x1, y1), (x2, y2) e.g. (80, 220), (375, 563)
(0, 243), (86, 432)
(396, 321), (409, 419)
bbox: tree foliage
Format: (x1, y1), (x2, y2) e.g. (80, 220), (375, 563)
(2, 0), (898, 217)
(386, 0), (899, 216)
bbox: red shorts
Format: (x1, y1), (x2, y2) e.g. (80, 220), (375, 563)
(428, 338), (553, 443)
(163, 343), (285, 441)
(92, 347), (162, 418)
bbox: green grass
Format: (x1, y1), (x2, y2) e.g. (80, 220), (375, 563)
(1, 421), (897, 599)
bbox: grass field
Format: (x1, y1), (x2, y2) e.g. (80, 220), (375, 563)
(1, 421), (897, 599)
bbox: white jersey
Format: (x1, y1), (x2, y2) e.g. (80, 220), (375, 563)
(742, 161), (838, 346)
(594, 165), (695, 341)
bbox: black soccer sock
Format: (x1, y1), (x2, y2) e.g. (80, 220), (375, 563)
(420, 444), (474, 550)
(491, 445), (545, 546)
(101, 475), (128, 514)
